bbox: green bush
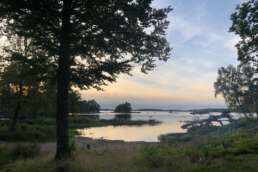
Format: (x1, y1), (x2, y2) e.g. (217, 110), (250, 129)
(141, 146), (194, 170)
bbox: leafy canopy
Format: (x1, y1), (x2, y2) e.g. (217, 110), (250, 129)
(215, 0), (258, 115)
(0, 0), (172, 89)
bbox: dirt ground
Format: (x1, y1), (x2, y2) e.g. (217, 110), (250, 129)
(40, 137), (158, 154)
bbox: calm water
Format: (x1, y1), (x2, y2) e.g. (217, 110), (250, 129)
(78, 111), (215, 142)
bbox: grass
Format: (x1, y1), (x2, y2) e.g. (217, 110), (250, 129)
(1, 128), (258, 172)
(0, 144), (141, 172)
(159, 117), (258, 143)
(139, 131), (258, 172)
(0, 143), (40, 167)
(1, 116), (258, 171)
(0, 122), (56, 142)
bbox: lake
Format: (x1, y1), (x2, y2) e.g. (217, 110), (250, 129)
(77, 111), (215, 142)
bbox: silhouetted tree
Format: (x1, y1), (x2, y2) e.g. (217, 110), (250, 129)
(77, 99), (100, 113)
(214, 65), (257, 118)
(114, 102), (132, 113)
(230, 0), (257, 66)
(0, 0), (172, 159)
(0, 35), (57, 130)
(87, 100), (100, 113)
(215, 0), (258, 119)
(0, 36), (49, 131)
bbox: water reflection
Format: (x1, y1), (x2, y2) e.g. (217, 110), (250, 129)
(114, 114), (132, 121)
(79, 122), (183, 142)
(77, 111), (242, 142)
(78, 111), (190, 142)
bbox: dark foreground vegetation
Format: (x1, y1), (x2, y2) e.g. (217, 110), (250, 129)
(1, 117), (258, 172)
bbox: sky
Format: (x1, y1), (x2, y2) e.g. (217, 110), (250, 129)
(80, 0), (247, 110)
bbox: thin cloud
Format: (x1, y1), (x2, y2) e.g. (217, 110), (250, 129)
(81, 0), (242, 109)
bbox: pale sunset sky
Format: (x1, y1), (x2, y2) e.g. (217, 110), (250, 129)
(80, 0), (246, 109)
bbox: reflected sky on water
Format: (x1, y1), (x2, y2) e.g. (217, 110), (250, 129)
(78, 111), (241, 142)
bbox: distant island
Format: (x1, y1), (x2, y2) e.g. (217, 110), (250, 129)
(114, 102), (132, 113)
(189, 108), (230, 114)
(100, 108), (230, 114)
(135, 109), (185, 112)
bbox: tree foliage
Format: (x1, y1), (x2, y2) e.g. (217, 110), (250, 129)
(215, 0), (258, 118)
(230, 0), (258, 65)
(0, 0), (172, 158)
(76, 99), (100, 113)
(114, 102), (132, 113)
(0, 0), (172, 89)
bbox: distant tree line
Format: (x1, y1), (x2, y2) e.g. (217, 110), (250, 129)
(0, 78), (100, 118)
(75, 100), (100, 113)
(190, 108), (230, 115)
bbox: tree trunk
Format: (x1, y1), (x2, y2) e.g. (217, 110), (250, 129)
(9, 100), (20, 132)
(218, 120), (224, 127)
(55, 0), (72, 159)
(255, 99), (258, 122)
(9, 83), (23, 132)
(236, 97), (250, 119)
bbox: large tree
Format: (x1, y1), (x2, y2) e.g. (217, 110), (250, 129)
(230, 0), (258, 65)
(215, 0), (257, 118)
(0, 0), (172, 158)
